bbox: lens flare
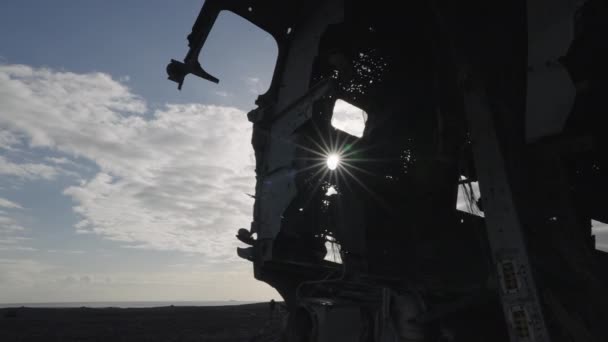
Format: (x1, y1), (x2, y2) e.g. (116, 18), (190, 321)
(327, 154), (340, 170)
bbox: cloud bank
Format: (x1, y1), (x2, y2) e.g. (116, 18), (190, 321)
(0, 64), (255, 260)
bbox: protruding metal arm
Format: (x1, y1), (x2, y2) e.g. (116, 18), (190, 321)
(167, 1), (222, 89)
(166, 59), (219, 90)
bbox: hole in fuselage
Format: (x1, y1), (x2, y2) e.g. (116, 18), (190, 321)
(331, 100), (367, 138)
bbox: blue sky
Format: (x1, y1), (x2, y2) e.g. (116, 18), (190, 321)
(0, 0), (279, 303)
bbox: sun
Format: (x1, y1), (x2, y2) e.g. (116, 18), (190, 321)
(326, 153), (340, 170)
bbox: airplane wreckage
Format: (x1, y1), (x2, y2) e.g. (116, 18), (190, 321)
(167, 0), (608, 341)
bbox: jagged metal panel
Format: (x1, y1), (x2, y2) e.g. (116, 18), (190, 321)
(273, 0), (344, 112)
(256, 101), (314, 242)
(256, 81), (335, 241)
(253, 0), (344, 244)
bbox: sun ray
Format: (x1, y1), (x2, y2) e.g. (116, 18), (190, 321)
(294, 160), (330, 175)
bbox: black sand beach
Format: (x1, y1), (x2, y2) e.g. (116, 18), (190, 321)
(0, 303), (284, 342)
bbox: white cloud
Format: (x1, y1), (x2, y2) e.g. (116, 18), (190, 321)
(0, 155), (60, 180)
(0, 64), (255, 261)
(0, 197), (22, 209)
(0, 64), (146, 150)
(0, 130), (20, 149)
(44, 157), (73, 165)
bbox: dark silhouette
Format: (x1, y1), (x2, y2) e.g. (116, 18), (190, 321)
(169, 0), (608, 341)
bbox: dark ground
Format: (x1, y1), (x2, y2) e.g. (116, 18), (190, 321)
(0, 303), (285, 342)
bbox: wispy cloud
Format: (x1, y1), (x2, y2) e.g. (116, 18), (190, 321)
(245, 76), (267, 94)
(0, 257), (274, 303)
(0, 258), (54, 285)
(46, 249), (85, 254)
(0, 208), (31, 251)
(44, 157), (73, 166)
(0, 215), (25, 232)
(214, 90), (230, 98)
(0, 197), (22, 209)
(0, 245), (37, 252)
(0, 155), (60, 180)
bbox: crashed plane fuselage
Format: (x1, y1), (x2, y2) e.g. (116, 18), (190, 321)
(167, 1), (608, 341)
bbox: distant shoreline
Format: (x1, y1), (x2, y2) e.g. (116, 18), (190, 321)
(0, 300), (259, 308)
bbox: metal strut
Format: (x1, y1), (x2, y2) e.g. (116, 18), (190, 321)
(462, 81), (551, 342)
